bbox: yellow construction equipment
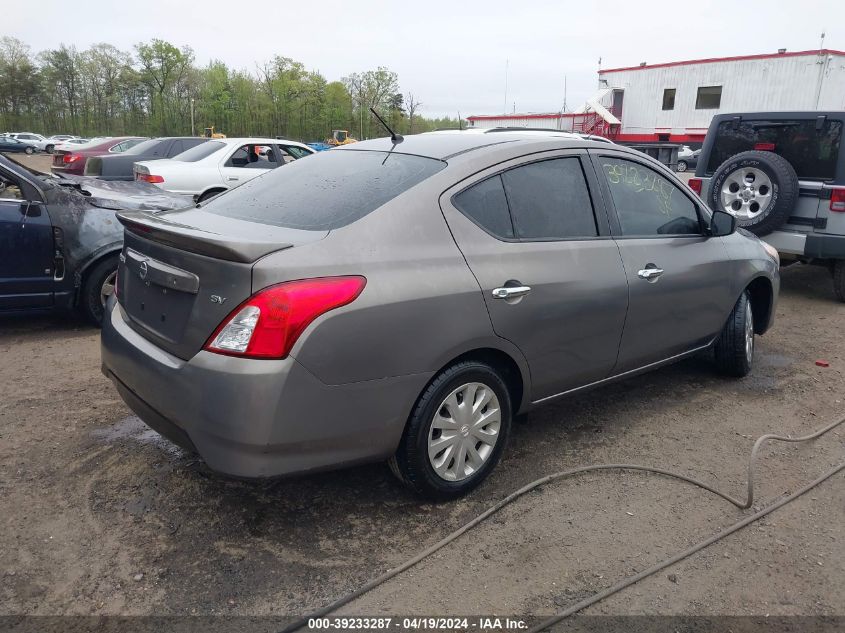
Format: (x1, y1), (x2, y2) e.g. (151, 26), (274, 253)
(203, 126), (226, 139)
(326, 130), (356, 146)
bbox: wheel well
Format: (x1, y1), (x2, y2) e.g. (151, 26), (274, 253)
(198, 187), (227, 202)
(75, 250), (120, 304)
(440, 348), (525, 413)
(746, 277), (773, 335)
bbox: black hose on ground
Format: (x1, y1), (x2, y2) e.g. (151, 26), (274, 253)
(279, 416), (845, 633)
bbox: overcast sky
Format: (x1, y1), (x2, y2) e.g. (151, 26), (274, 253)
(7, 0), (840, 118)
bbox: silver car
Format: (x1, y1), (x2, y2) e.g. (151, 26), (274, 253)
(101, 131), (780, 499)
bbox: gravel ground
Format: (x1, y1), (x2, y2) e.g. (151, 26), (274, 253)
(0, 154), (843, 625)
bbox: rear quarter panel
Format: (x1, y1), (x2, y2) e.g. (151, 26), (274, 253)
(251, 178), (531, 392)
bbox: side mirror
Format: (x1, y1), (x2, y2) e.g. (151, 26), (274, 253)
(709, 210), (736, 237)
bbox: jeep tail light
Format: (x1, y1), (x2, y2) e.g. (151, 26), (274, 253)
(688, 178), (703, 195)
(830, 188), (845, 213)
(204, 276), (367, 359)
(754, 142), (776, 151)
(136, 173), (164, 184)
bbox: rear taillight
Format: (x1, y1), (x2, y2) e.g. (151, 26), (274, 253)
(62, 153), (80, 164)
(204, 276), (367, 359)
(688, 178), (703, 195)
(830, 188), (845, 213)
(136, 173), (164, 184)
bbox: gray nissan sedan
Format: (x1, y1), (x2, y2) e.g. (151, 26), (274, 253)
(101, 130), (780, 499)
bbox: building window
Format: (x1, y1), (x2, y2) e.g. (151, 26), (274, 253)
(662, 88), (676, 111)
(696, 86), (722, 109)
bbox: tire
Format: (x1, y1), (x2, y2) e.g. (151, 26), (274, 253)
(676, 160), (688, 172)
(707, 151), (798, 237)
(389, 361), (512, 500)
(46, 144), (55, 154)
(714, 290), (754, 377)
(79, 255), (118, 327)
(197, 188), (225, 203)
(24, 146), (34, 155)
(833, 260), (845, 303)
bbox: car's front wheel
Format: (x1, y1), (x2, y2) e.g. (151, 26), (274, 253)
(46, 144), (55, 154)
(79, 255), (118, 327)
(714, 290), (754, 377)
(24, 146), (34, 155)
(676, 160), (688, 172)
(389, 361), (512, 499)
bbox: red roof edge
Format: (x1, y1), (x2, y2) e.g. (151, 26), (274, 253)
(467, 113), (562, 121)
(466, 112), (598, 121)
(600, 49), (845, 74)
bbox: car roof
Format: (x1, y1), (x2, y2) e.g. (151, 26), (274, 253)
(339, 129), (614, 160)
(217, 137), (310, 147)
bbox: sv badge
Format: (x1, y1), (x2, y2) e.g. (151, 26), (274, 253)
(210, 295), (227, 305)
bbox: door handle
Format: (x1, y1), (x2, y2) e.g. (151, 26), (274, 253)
(227, 176), (239, 181)
(637, 266), (664, 281)
(492, 285), (532, 299)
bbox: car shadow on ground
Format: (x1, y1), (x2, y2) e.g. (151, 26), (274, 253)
(0, 312), (93, 338)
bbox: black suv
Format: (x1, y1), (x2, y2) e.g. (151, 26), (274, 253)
(692, 112), (845, 301)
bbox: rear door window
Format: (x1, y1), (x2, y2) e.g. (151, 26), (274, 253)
(452, 157), (597, 241)
(502, 158), (597, 240)
(453, 175), (514, 238)
(707, 119), (842, 180)
(202, 150), (445, 230)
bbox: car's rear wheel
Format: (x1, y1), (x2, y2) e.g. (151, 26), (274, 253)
(80, 255), (118, 327)
(46, 144), (55, 154)
(714, 290), (754, 377)
(707, 151), (798, 236)
(24, 146), (34, 155)
(833, 260), (845, 303)
(676, 160), (688, 172)
(389, 361), (511, 499)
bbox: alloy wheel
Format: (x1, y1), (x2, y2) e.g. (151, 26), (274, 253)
(721, 167), (773, 219)
(100, 270), (117, 307)
(745, 300), (754, 363)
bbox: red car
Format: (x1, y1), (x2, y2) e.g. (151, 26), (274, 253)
(51, 136), (147, 176)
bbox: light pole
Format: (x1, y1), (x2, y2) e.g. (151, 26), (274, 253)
(190, 98), (195, 137)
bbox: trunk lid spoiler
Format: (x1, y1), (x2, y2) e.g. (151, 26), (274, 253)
(117, 208), (327, 263)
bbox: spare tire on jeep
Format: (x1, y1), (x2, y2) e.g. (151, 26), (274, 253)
(707, 150), (798, 236)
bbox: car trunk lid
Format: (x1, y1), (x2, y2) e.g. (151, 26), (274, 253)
(116, 208), (328, 359)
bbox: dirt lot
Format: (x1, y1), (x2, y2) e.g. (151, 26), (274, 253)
(0, 153), (843, 626)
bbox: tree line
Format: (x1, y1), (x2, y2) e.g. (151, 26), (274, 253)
(0, 36), (462, 142)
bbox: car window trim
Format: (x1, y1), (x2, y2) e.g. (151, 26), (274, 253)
(587, 149), (709, 239)
(446, 149), (611, 244)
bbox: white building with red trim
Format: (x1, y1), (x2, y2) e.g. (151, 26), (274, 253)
(467, 49), (845, 145)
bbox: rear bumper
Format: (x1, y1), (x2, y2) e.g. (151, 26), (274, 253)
(762, 229), (845, 259)
(50, 165), (85, 176)
(100, 301), (430, 478)
(805, 233), (845, 259)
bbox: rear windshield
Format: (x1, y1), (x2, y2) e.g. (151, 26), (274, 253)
(706, 118), (842, 180)
(202, 149), (446, 230)
(173, 140), (225, 162)
(121, 139), (162, 155)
